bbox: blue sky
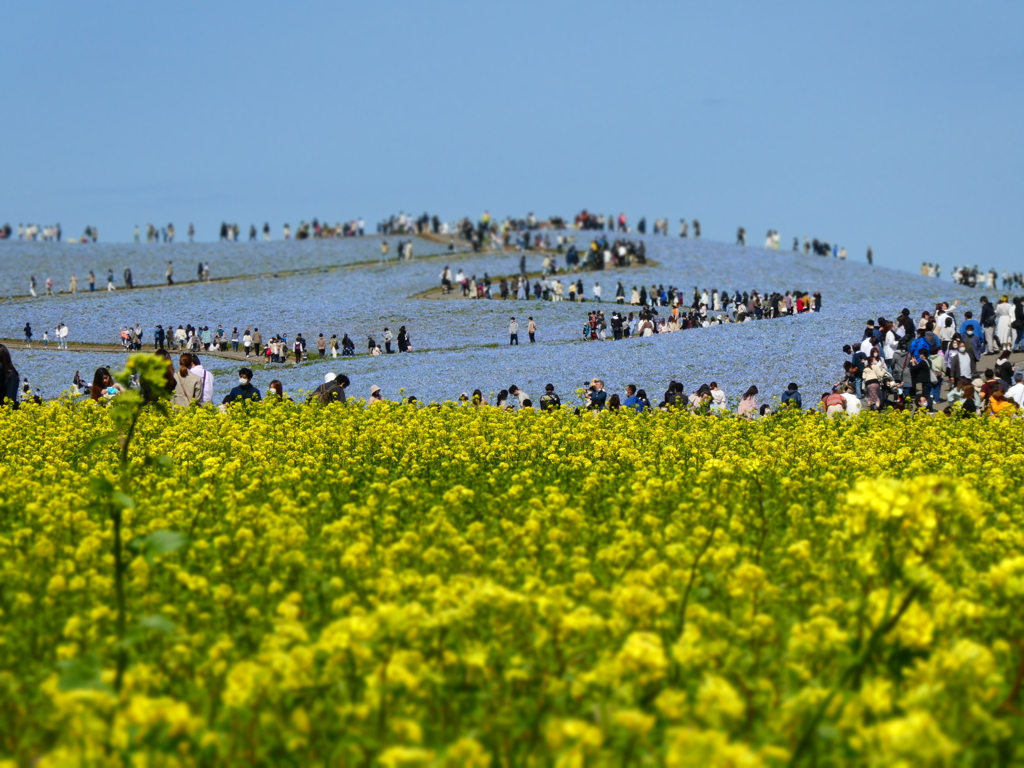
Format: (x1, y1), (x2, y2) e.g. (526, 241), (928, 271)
(1, 1), (1021, 275)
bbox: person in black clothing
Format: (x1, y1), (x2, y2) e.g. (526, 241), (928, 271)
(397, 326), (409, 352)
(24, 323), (32, 347)
(320, 373), (349, 404)
(979, 296), (997, 353)
(223, 368), (261, 404)
(0, 344), (19, 407)
(341, 334), (355, 356)
(539, 383), (561, 411)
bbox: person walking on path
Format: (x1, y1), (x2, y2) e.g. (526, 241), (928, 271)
(23, 323), (32, 347)
(509, 317), (519, 345)
(251, 328), (262, 357)
(29, 276), (37, 297)
(69, 274), (77, 294)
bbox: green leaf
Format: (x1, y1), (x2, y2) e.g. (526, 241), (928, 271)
(129, 530), (188, 564)
(79, 432), (118, 459)
(89, 476), (114, 496)
(57, 655), (112, 693)
(111, 491), (135, 510)
(146, 530), (187, 555)
(137, 615), (177, 634)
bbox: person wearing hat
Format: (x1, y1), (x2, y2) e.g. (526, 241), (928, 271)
(368, 385), (385, 406)
(311, 372), (337, 402)
(320, 373), (349, 404)
(223, 367), (261, 404)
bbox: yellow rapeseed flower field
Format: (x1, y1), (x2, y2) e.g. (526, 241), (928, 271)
(1, 375), (1023, 765)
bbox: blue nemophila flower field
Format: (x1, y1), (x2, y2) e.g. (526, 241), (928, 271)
(1, 234), (984, 403)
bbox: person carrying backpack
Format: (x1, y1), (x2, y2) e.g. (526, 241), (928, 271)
(539, 383), (561, 411)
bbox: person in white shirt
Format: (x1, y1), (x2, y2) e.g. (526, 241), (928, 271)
(859, 335), (875, 357)
(1006, 372), (1024, 408)
(188, 355), (214, 404)
(841, 386), (862, 415)
(709, 382), (727, 412)
(593, 283), (602, 302)
(508, 385), (529, 409)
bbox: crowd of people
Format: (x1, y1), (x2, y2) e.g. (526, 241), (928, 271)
(3, 224), (99, 242)
(439, 237), (648, 300)
(834, 299), (1024, 414)
(950, 266), (1024, 290)
(2, 309), (1022, 417)
(577, 287), (819, 340)
(123, 322), (416, 362)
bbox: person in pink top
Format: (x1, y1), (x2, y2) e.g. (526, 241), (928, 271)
(737, 386), (758, 419)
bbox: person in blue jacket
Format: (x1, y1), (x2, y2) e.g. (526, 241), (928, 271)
(780, 382), (802, 409)
(959, 311), (983, 338)
(908, 329), (933, 360)
(223, 367), (262, 404)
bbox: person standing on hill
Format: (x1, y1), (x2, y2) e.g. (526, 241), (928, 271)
(509, 317), (519, 345)
(528, 317), (537, 343)
(397, 326), (409, 352)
